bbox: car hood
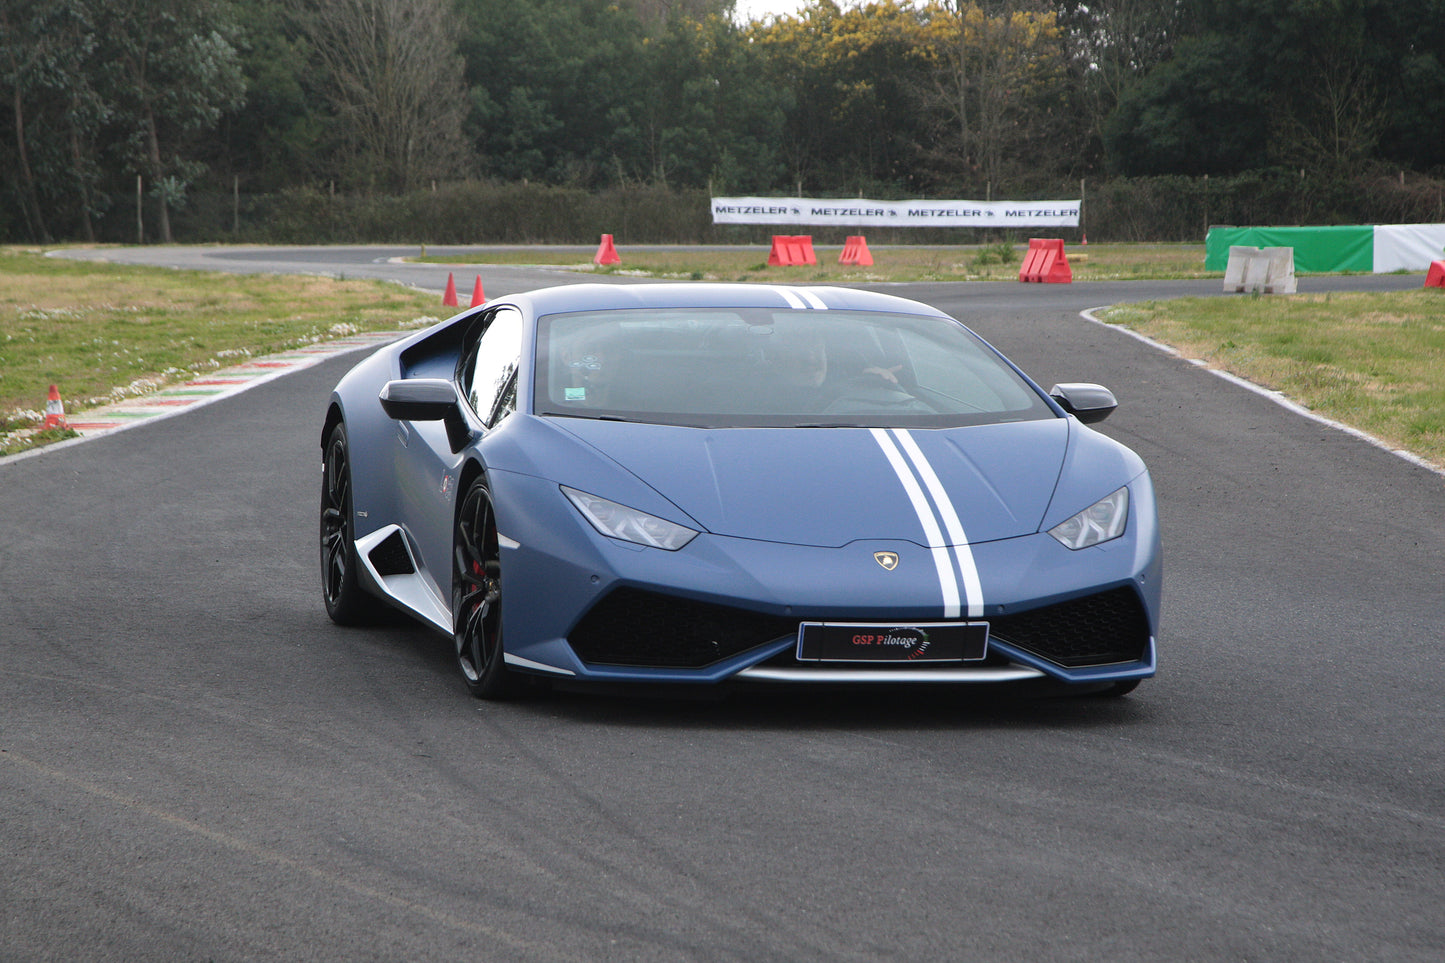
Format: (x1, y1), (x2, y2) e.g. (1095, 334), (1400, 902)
(550, 419), (1070, 547)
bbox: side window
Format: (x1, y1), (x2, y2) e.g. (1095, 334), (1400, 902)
(464, 307), (523, 427)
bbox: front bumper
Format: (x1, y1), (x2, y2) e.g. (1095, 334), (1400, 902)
(489, 469), (1161, 687)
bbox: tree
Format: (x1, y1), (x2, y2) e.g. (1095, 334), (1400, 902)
(916, 1), (1074, 193)
(626, 0), (730, 27)
(292, 0), (470, 192)
(1055, 0), (1183, 167)
(596, 11), (789, 191)
(460, 0), (644, 185)
(1108, 0), (1445, 178)
(214, 0), (328, 192)
(0, 0), (107, 241)
(749, 1), (934, 194)
(1102, 34), (1265, 176)
(95, 0), (246, 242)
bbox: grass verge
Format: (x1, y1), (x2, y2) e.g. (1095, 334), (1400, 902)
(0, 247), (441, 456)
(1099, 291), (1445, 469)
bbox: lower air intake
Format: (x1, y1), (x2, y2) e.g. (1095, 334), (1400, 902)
(568, 588), (798, 668)
(367, 530), (415, 577)
(988, 586), (1151, 667)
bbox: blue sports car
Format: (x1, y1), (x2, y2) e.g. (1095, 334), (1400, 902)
(321, 283), (1160, 698)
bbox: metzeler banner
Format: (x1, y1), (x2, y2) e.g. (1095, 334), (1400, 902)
(711, 197), (1082, 228)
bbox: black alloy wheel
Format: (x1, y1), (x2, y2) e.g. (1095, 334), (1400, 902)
(452, 477), (523, 698)
(320, 422), (383, 624)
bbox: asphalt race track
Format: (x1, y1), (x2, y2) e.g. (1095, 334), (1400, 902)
(3, 248), (1442, 961)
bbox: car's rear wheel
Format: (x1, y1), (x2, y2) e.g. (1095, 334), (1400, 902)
(452, 477), (522, 699)
(321, 422), (385, 624)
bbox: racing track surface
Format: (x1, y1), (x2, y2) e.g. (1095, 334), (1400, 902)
(3, 248), (1442, 960)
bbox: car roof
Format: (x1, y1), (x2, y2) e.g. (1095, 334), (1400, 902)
(503, 282), (954, 319)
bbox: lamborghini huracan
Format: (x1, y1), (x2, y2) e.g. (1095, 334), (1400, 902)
(321, 283), (1160, 698)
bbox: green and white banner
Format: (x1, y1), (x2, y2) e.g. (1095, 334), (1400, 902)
(1206, 224), (1445, 273)
(712, 197), (1081, 228)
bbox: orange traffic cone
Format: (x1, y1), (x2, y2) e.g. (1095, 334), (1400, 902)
(442, 272), (459, 306)
(43, 384), (67, 430)
(594, 234), (621, 266)
(469, 275), (486, 306)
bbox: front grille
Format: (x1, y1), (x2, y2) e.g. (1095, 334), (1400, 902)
(988, 586), (1150, 667)
(568, 588), (798, 668)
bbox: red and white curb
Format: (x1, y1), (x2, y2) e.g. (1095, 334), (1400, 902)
(3, 332), (402, 464)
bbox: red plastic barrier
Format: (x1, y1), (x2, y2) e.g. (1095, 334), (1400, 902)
(469, 275), (486, 306)
(1019, 238), (1072, 283)
(1426, 260), (1445, 288)
(442, 272), (459, 305)
(767, 235), (817, 267)
(839, 235), (874, 266)
(594, 233), (621, 266)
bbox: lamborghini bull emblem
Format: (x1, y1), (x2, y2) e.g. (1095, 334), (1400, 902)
(874, 551), (900, 571)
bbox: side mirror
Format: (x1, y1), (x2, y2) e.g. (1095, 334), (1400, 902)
(379, 379), (475, 453)
(1048, 383), (1118, 424)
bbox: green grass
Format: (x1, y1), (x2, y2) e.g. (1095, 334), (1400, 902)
(0, 247), (442, 455)
(1098, 292), (1445, 468)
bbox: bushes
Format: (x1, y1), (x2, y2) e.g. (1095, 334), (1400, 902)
(236, 182), (719, 245)
(1081, 171), (1445, 242)
(80, 173), (1445, 246)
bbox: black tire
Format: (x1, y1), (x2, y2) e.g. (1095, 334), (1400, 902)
(452, 477), (524, 699)
(320, 422), (385, 625)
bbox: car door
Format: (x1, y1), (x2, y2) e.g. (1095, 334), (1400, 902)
(394, 306), (522, 590)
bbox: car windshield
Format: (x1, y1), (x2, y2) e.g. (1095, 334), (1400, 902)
(534, 308), (1054, 428)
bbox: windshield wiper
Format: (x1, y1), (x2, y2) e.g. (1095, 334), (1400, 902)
(539, 411), (631, 422)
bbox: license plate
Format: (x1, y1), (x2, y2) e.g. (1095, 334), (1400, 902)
(796, 621), (989, 663)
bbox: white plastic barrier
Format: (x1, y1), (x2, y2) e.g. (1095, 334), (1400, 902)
(1224, 246), (1296, 294)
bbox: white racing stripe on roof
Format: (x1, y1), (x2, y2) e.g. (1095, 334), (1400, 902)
(772, 287), (809, 310)
(891, 428), (984, 619)
(796, 288), (829, 309)
(871, 428), (962, 619)
(769, 287), (829, 310)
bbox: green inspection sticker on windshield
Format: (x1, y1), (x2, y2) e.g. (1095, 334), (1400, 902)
(565, 387), (587, 401)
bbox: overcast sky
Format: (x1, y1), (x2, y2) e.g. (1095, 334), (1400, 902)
(731, 0), (812, 24)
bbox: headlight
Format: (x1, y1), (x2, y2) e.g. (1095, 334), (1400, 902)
(1048, 487), (1129, 550)
(562, 486), (698, 551)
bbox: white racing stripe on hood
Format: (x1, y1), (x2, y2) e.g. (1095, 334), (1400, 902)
(870, 428), (984, 619)
(890, 428), (984, 618)
(871, 428), (962, 618)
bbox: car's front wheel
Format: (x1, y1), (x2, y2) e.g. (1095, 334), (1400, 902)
(452, 477), (524, 699)
(321, 422), (385, 625)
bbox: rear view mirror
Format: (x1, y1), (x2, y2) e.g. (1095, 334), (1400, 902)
(1048, 383), (1118, 424)
(379, 379), (475, 453)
